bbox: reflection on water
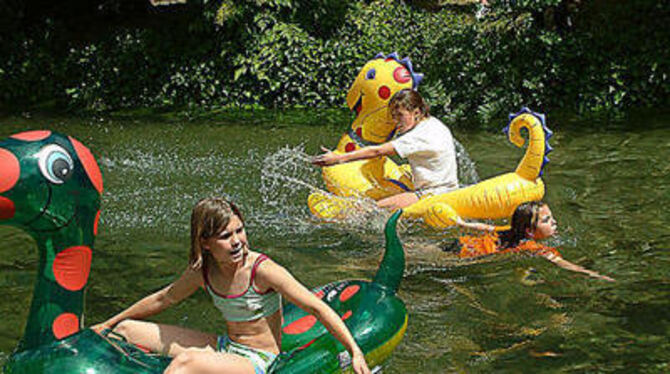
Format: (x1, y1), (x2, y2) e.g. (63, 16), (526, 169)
(0, 113), (668, 373)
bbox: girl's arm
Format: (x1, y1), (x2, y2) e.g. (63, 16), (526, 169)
(312, 143), (396, 167)
(455, 217), (496, 232)
(94, 265), (204, 330)
(258, 261), (371, 374)
(543, 253), (615, 282)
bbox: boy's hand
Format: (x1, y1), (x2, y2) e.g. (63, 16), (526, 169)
(311, 146), (340, 166)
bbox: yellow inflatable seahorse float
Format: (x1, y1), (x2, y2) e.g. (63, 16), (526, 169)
(308, 53), (553, 228)
(403, 107), (553, 229)
(308, 52), (423, 219)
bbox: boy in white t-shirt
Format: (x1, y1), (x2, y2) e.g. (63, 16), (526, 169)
(312, 89), (459, 210)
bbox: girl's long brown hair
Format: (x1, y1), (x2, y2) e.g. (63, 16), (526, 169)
(189, 197), (244, 269)
(499, 201), (545, 249)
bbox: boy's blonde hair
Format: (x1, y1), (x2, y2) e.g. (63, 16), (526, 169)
(189, 197), (244, 269)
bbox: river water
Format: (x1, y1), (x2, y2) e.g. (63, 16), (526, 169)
(0, 111), (668, 372)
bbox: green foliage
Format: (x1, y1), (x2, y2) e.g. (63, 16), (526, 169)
(0, 20), (65, 108)
(426, 0), (669, 124)
(0, 0), (667, 126)
(64, 31), (156, 110)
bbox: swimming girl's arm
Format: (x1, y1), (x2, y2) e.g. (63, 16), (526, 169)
(455, 217), (496, 232)
(543, 253), (615, 282)
(94, 265), (203, 330)
(257, 260), (371, 374)
(311, 143), (396, 167)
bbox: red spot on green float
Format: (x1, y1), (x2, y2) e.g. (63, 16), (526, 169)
(283, 315), (317, 335)
(52, 312), (79, 339)
(0, 196), (15, 220)
(378, 85), (391, 100)
(314, 290), (325, 299)
(53, 246), (92, 291)
(11, 130), (51, 141)
(0, 148), (20, 193)
(339, 285), (360, 302)
(69, 136), (103, 195)
(341, 310), (353, 321)
(94, 210), (101, 236)
(345, 143), (356, 152)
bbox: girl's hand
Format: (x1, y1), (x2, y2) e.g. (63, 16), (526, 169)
(591, 272), (615, 282)
(351, 350), (371, 374)
(311, 146), (340, 166)
(91, 322), (112, 334)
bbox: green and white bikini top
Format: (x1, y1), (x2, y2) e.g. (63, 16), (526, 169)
(203, 253), (282, 322)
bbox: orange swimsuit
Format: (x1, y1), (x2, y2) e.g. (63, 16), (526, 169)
(458, 233), (561, 259)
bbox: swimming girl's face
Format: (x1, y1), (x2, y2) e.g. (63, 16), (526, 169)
(531, 205), (558, 240)
(202, 214), (248, 266)
(392, 107), (421, 134)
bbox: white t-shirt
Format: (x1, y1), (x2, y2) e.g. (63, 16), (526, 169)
(390, 116), (458, 191)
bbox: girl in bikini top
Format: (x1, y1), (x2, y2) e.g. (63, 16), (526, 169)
(95, 197), (371, 374)
(202, 253), (282, 322)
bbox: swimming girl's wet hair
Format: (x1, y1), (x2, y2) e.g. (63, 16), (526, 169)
(189, 197), (244, 269)
(389, 89), (430, 122)
(499, 201), (546, 249)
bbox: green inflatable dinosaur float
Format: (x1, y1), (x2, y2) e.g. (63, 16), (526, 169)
(0, 131), (407, 373)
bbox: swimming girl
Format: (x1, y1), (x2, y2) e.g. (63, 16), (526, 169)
(456, 201), (615, 282)
(94, 197), (370, 374)
(312, 89), (459, 211)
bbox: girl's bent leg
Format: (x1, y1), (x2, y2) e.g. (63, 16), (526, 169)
(165, 350), (256, 374)
(113, 319), (217, 356)
(377, 192), (419, 210)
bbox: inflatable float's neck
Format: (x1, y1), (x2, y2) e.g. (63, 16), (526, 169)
(0, 131), (102, 353)
(343, 52), (423, 147)
(504, 107), (553, 180)
(18, 226), (93, 352)
(372, 210), (404, 294)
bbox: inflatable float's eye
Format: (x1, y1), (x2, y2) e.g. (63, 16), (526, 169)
(393, 66), (411, 84)
(36, 145), (74, 184)
(366, 69), (376, 80)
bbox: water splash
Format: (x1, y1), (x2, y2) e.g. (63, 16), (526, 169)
(454, 138), (480, 186)
(258, 141), (482, 241)
(97, 133), (482, 244)
(99, 140), (257, 235)
(258, 145), (393, 237)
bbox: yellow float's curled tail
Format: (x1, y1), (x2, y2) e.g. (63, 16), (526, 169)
(505, 107), (553, 181)
(402, 107), (551, 227)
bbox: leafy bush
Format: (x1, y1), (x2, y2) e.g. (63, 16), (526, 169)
(0, 0), (667, 126)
